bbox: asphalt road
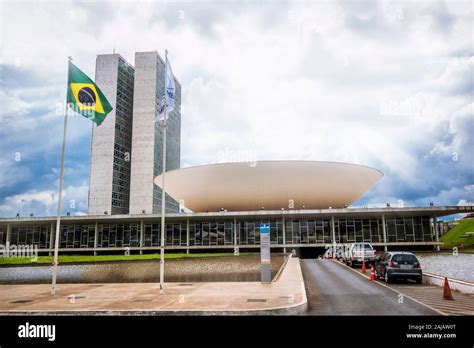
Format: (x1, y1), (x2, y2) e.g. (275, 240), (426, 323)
(300, 259), (438, 315)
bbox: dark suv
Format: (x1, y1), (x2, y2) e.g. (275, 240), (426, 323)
(375, 252), (422, 284)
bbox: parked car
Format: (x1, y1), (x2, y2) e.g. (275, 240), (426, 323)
(344, 243), (376, 267)
(375, 251), (422, 284)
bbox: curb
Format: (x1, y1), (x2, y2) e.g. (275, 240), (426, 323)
(423, 272), (474, 295)
(0, 293), (308, 316)
(272, 253), (291, 282)
(0, 302), (308, 316)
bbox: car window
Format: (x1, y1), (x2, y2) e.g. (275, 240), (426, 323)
(392, 254), (418, 263)
(354, 244), (373, 250)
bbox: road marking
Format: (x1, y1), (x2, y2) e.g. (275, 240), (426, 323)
(330, 259), (447, 316)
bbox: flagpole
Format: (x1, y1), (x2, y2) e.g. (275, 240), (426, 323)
(51, 57), (71, 295)
(159, 49), (168, 294)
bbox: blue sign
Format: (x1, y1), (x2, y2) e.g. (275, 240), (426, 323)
(260, 223), (270, 234)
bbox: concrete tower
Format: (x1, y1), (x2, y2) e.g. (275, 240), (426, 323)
(129, 51), (181, 214)
(88, 54), (135, 215)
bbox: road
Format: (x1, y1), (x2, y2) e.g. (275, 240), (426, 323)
(300, 259), (438, 315)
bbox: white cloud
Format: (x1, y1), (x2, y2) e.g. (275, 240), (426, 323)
(0, 90), (30, 116)
(457, 199), (474, 206)
(430, 102), (474, 167)
(0, 0), (473, 215)
(435, 56), (474, 95)
(0, 157), (34, 190)
(418, 185), (474, 206)
(0, 183), (89, 217)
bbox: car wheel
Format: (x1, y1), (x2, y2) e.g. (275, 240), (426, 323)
(384, 270), (391, 283)
(416, 277), (422, 284)
(349, 260), (354, 268)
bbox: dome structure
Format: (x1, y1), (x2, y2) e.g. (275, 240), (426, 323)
(154, 161), (383, 212)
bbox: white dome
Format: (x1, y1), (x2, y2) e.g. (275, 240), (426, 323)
(154, 161), (383, 212)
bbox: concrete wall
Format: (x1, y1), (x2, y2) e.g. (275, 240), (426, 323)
(88, 54), (119, 215)
(0, 254), (286, 284)
(423, 272), (474, 295)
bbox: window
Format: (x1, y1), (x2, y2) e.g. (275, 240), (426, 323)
(392, 254), (418, 263)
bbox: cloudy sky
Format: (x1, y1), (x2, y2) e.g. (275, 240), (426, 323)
(0, 0), (473, 217)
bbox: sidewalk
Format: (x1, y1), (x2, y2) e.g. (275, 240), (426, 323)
(0, 257), (307, 315)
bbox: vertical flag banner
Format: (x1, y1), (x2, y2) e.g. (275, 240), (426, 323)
(67, 61), (113, 126)
(155, 56), (175, 122)
(52, 58), (113, 295)
(158, 50), (174, 294)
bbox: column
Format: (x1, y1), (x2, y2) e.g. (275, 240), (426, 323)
(6, 223), (11, 257)
(282, 216), (286, 253)
(139, 220), (144, 255)
(186, 218), (190, 254)
(49, 222), (55, 256)
(233, 218), (239, 255)
(382, 215), (388, 252)
(434, 216), (440, 252)
(93, 221), (98, 256)
(331, 216), (336, 258)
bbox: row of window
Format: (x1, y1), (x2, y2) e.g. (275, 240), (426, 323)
(3, 217), (435, 249)
(112, 177), (130, 190)
(152, 189), (181, 213)
(115, 112), (132, 128)
(8, 226), (51, 248)
(110, 59), (135, 215)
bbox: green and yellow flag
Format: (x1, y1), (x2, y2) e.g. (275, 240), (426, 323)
(66, 61), (112, 126)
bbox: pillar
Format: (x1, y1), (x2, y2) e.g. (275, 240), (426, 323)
(93, 221), (98, 256)
(282, 216), (286, 253)
(186, 218), (190, 254)
(49, 222), (54, 256)
(139, 220), (144, 255)
(382, 215), (388, 252)
(434, 216), (440, 252)
(233, 218), (239, 255)
(331, 216), (336, 257)
(6, 223), (11, 257)
(331, 216), (336, 249)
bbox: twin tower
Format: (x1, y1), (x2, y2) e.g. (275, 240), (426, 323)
(88, 52), (181, 216)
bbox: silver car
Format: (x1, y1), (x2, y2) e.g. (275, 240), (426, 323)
(375, 251), (422, 284)
(345, 243), (376, 267)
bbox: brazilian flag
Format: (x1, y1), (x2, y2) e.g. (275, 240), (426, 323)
(66, 61), (112, 126)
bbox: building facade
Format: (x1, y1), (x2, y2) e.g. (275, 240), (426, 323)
(88, 54), (135, 215)
(1, 206), (472, 254)
(88, 51), (181, 216)
(129, 51), (181, 215)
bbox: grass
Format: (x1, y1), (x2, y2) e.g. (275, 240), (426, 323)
(440, 218), (474, 250)
(0, 252), (254, 265)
